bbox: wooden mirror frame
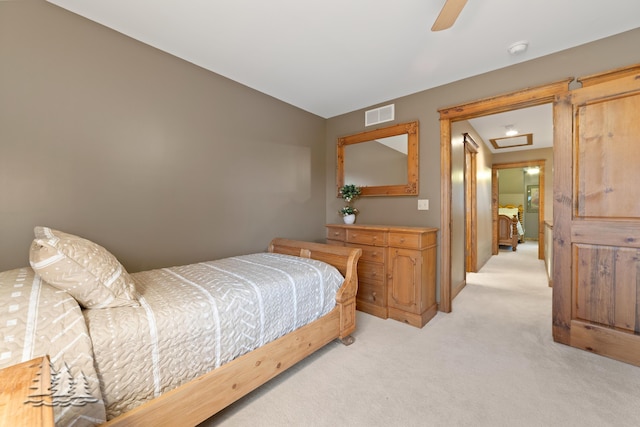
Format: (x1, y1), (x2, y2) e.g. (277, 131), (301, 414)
(337, 121), (419, 197)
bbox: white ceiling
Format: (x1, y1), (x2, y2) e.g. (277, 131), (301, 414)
(47, 0), (640, 122)
(468, 104), (553, 154)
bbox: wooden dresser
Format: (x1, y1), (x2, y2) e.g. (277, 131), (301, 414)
(326, 224), (438, 328)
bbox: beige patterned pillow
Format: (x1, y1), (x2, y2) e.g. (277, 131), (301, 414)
(29, 226), (139, 309)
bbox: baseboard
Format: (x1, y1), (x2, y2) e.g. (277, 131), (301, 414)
(452, 279), (466, 300)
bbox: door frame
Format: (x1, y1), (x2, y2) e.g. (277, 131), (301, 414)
(438, 79), (572, 313)
(464, 133), (478, 274)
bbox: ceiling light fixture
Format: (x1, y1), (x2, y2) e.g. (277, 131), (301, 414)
(525, 167), (540, 175)
(507, 40), (529, 56)
(505, 125), (518, 137)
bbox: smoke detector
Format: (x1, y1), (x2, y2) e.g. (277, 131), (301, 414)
(507, 40), (529, 56)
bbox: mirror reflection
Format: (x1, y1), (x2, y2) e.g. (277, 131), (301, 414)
(344, 135), (408, 186)
(337, 121), (419, 196)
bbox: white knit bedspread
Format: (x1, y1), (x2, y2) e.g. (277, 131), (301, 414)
(83, 252), (344, 420)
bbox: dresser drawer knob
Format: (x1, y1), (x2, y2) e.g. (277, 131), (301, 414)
(372, 291), (377, 301)
(372, 252), (378, 258)
(400, 238), (405, 243)
(333, 232), (340, 236)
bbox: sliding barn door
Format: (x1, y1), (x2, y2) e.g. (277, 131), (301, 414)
(553, 65), (640, 366)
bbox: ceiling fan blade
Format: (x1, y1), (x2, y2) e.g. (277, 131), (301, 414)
(431, 0), (468, 31)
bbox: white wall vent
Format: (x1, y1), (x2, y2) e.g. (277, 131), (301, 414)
(365, 104), (395, 127)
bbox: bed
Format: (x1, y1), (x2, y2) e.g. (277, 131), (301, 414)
(0, 227), (361, 427)
(498, 204), (524, 251)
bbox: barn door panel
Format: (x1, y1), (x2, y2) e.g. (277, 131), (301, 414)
(553, 66), (640, 366)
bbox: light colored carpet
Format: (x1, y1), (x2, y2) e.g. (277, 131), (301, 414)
(202, 242), (640, 426)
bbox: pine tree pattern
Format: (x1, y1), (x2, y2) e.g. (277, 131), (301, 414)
(24, 360), (99, 407)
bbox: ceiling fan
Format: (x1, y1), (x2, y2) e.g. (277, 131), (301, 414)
(431, 0), (468, 31)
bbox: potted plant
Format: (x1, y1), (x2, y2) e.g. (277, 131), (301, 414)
(338, 184), (361, 224)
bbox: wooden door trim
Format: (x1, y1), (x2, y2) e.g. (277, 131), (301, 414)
(491, 160), (545, 259)
(464, 133), (478, 273)
(439, 79), (572, 313)
(551, 91), (573, 344)
(577, 63), (640, 87)
(439, 79), (573, 120)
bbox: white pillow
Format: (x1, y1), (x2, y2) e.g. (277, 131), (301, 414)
(499, 207), (519, 218)
(29, 226), (139, 309)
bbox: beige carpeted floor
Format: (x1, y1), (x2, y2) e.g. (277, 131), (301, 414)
(202, 242), (640, 426)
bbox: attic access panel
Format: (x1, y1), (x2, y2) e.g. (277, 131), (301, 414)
(489, 133), (533, 150)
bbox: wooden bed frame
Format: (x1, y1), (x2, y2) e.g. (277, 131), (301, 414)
(498, 214), (519, 251)
(498, 204), (524, 251)
(101, 238), (361, 427)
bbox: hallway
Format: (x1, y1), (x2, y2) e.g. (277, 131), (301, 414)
(453, 240), (640, 425)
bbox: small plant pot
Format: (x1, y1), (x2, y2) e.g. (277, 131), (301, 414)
(343, 214), (356, 224)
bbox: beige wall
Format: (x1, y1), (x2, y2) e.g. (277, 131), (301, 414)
(474, 129), (494, 270)
(3, 1), (640, 296)
(450, 125), (465, 290)
(499, 169), (526, 195)
(0, 2), (327, 272)
(450, 121), (494, 273)
(326, 29), (640, 302)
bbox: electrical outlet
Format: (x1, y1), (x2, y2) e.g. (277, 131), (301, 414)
(418, 199), (429, 210)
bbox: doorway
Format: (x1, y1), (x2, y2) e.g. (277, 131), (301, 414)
(438, 79), (572, 313)
(492, 160), (545, 259)
(441, 64), (640, 367)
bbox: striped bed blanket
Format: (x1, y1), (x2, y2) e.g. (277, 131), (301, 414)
(0, 252), (344, 424)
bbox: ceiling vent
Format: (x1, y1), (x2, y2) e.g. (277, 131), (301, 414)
(365, 104), (395, 127)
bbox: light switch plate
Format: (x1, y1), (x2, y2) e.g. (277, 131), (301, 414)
(418, 199), (429, 210)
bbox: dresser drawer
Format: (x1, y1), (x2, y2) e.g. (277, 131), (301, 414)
(347, 243), (386, 264)
(326, 227), (346, 241)
(357, 279), (386, 307)
(357, 261), (384, 283)
(346, 229), (387, 246)
(388, 233), (421, 249)
(389, 231), (436, 249)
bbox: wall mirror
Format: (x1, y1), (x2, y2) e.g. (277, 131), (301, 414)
(337, 121), (419, 196)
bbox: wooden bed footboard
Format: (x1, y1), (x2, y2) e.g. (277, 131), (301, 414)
(102, 238), (361, 427)
(498, 214), (519, 251)
(268, 238), (362, 342)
